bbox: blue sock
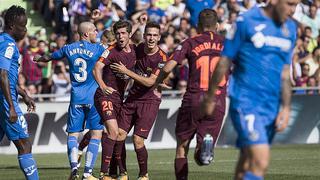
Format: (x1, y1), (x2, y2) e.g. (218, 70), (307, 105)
(18, 153), (39, 180)
(84, 138), (101, 175)
(67, 136), (79, 170)
(244, 171), (263, 180)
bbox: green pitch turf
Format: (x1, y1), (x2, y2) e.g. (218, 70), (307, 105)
(0, 144), (319, 180)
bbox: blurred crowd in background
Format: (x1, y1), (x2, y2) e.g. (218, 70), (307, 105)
(1, 0), (320, 101)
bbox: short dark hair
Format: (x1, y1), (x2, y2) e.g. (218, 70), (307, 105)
(144, 21), (160, 32)
(113, 20), (132, 34)
(4, 5), (26, 28)
(198, 9), (218, 29)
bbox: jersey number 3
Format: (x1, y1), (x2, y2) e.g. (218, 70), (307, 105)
(196, 56), (226, 90)
(74, 58), (88, 82)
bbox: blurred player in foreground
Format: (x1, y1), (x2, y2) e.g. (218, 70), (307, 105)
(0, 5), (39, 180)
(203, 0), (299, 179)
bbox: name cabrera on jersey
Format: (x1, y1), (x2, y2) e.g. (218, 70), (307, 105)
(222, 6), (297, 105)
(0, 33), (23, 115)
(51, 41), (105, 104)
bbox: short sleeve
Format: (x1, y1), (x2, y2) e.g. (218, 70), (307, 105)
(170, 40), (190, 65)
(99, 47), (113, 66)
(0, 45), (15, 70)
(153, 51), (168, 75)
(221, 16), (247, 60)
(51, 46), (66, 60)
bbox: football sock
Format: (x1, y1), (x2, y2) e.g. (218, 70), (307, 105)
(114, 140), (126, 173)
(100, 137), (116, 173)
(79, 131), (91, 151)
(67, 136), (79, 170)
(84, 138), (100, 174)
(18, 153), (39, 180)
(244, 171), (263, 180)
(135, 146), (148, 176)
(175, 158), (188, 180)
(109, 153), (117, 176)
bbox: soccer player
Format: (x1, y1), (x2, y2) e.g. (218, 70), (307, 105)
(203, 0), (299, 179)
(34, 22), (105, 180)
(93, 20), (136, 180)
(110, 22), (168, 180)
(154, 9), (227, 179)
(0, 5), (39, 180)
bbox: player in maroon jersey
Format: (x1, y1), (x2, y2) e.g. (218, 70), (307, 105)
(109, 22), (168, 180)
(154, 9), (228, 179)
(93, 20), (136, 180)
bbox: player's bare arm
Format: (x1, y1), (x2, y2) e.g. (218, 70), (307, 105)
(33, 54), (52, 62)
(203, 56), (231, 116)
(275, 65), (291, 132)
(0, 69), (17, 123)
(110, 61), (157, 87)
(93, 61), (116, 95)
(17, 86), (36, 112)
(154, 60), (177, 88)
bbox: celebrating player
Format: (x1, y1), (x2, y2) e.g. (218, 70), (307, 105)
(203, 0), (299, 179)
(34, 22), (105, 180)
(0, 5), (39, 180)
(93, 20), (136, 180)
(110, 21), (168, 180)
(154, 9), (227, 179)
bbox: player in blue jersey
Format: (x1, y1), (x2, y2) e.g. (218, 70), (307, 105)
(34, 22), (105, 180)
(203, 0), (299, 179)
(0, 5), (39, 180)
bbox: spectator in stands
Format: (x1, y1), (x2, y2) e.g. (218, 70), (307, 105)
(295, 4), (320, 38)
(185, 0), (214, 27)
(166, 0), (187, 28)
(147, 0), (166, 24)
(52, 61), (71, 102)
(18, 73), (28, 92)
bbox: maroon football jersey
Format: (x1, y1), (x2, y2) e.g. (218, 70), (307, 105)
(98, 44), (136, 101)
(171, 31), (227, 108)
(126, 43), (168, 103)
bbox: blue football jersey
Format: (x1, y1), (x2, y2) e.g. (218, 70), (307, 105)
(222, 7), (297, 111)
(0, 33), (23, 115)
(51, 40), (105, 104)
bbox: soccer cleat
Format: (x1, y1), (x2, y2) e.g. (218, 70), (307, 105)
(199, 134), (214, 165)
(68, 169), (80, 180)
(118, 171), (129, 180)
(99, 173), (115, 180)
(77, 151), (83, 168)
(137, 173), (149, 180)
(82, 174), (99, 180)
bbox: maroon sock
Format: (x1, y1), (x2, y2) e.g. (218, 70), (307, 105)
(109, 153), (117, 176)
(114, 140), (126, 173)
(122, 143), (127, 172)
(100, 137), (116, 173)
(135, 146), (148, 176)
(175, 158), (188, 180)
(78, 131), (91, 151)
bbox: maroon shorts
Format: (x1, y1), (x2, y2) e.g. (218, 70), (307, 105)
(94, 89), (121, 123)
(118, 101), (160, 139)
(176, 98), (226, 145)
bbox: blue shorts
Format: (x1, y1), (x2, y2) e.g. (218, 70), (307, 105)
(67, 104), (103, 133)
(229, 101), (277, 148)
(0, 113), (29, 141)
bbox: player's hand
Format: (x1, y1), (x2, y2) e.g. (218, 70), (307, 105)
(91, 9), (101, 20)
(9, 107), (18, 123)
(159, 83), (172, 90)
(201, 95), (216, 116)
(23, 95), (36, 113)
(275, 106), (290, 132)
(139, 13), (148, 25)
(33, 54), (42, 62)
(110, 62), (128, 74)
(102, 86), (116, 95)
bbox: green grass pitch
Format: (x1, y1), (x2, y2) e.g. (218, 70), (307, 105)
(0, 144), (319, 180)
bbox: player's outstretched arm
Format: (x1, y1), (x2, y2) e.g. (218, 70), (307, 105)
(154, 60), (178, 88)
(0, 69), (17, 123)
(275, 65), (291, 132)
(17, 86), (36, 112)
(33, 54), (52, 63)
(110, 62), (156, 87)
(203, 56), (231, 115)
(93, 61), (116, 95)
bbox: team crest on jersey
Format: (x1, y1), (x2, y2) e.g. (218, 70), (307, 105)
(281, 24), (290, 37)
(101, 49), (110, 58)
(4, 46), (14, 59)
(106, 110), (112, 116)
(158, 62), (165, 68)
(176, 45), (182, 51)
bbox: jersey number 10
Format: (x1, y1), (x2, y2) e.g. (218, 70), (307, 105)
(196, 56), (226, 90)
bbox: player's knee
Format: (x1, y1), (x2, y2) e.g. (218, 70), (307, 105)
(90, 130), (103, 139)
(133, 135), (144, 149)
(117, 129), (127, 141)
(15, 139), (32, 155)
(251, 157), (269, 173)
(108, 128), (119, 139)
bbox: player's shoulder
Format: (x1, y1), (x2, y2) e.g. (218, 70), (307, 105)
(157, 46), (168, 62)
(0, 33), (15, 47)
